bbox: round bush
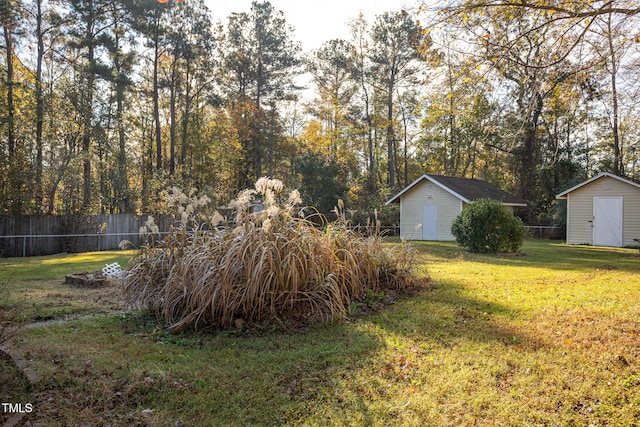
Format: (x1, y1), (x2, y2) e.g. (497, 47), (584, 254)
(451, 199), (526, 254)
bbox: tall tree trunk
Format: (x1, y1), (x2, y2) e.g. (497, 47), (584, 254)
(81, 2), (96, 211)
(367, 120), (375, 190)
(607, 13), (622, 175)
(403, 121), (408, 188)
(180, 61), (191, 180)
(399, 97), (409, 188)
(254, 61), (263, 181)
(519, 91), (543, 202)
(241, 134), (252, 190)
(111, 7), (130, 213)
(363, 88), (375, 192)
(267, 104), (275, 176)
(82, 62), (94, 209)
(3, 22), (19, 214)
(4, 25), (14, 159)
(115, 81), (128, 212)
(386, 85), (395, 190)
(98, 122), (106, 214)
(446, 67), (456, 175)
(35, 0), (45, 211)
(169, 61), (177, 175)
(141, 119), (154, 208)
(153, 12), (162, 170)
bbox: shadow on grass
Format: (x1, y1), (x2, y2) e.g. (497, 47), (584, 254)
(271, 281), (550, 425)
(13, 278), (548, 426)
(4, 241), (581, 425)
(370, 281), (547, 352)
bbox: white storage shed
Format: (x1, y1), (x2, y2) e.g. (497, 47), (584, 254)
(386, 175), (527, 241)
(555, 172), (640, 247)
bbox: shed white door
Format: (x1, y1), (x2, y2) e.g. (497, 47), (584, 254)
(422, 205), (438, 240)
(593, 196), (623, 247)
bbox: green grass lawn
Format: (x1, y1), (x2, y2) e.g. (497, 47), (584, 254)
(3, 240), (640, 426)
(0, 250), (137, 322)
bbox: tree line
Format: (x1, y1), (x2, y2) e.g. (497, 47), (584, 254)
(0, 0), (638, 224)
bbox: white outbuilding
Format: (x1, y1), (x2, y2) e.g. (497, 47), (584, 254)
(386, 175), (527, 241)
(555, 172), (640, 247)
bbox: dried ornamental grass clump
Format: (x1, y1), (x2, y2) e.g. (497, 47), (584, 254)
(122, 178), (428, 332)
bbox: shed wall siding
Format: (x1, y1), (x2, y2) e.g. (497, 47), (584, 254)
(566, 177), (640, 246)
(400, 180), (461, 240)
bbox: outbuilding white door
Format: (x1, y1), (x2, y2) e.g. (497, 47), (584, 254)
(422, 205), (438, 240)
(593, 196), (623, 247)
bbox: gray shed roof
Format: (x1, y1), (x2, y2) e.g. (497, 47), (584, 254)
(386, 174), (527, 206)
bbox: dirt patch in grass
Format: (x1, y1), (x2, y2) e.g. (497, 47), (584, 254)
(8, 279), (125, 323)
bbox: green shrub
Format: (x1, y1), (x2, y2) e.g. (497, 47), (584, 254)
(451, 199), (526, 254)
(122, 178), (428, 332)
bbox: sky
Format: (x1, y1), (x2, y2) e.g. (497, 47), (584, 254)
(203, 0), (418, 52)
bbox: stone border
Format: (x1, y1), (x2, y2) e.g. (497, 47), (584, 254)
(0, 344), (40, 427)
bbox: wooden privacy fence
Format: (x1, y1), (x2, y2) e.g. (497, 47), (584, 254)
(0, 215), (562, 258)
(0, 214), (173, 257)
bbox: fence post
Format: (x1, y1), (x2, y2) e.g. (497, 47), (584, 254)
(23, 235), (26, 257)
